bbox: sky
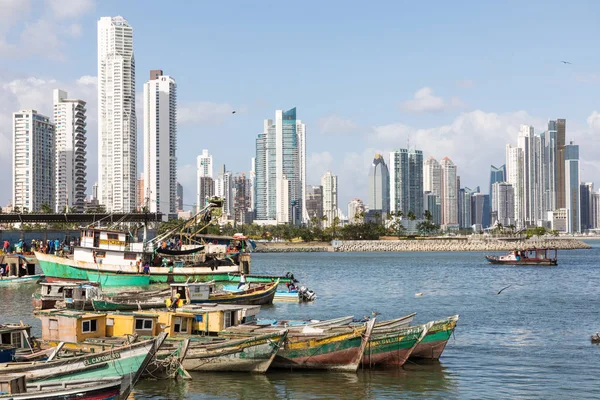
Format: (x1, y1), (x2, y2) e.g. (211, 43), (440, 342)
(1, 0), (600, 212)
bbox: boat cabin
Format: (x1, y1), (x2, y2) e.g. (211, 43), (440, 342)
(37, 309), (107, 342)
(63, 284), (100, 310)
(105, 312), (161, 337)
(0, 324), (32, 350)
(180, 304), (261, 335)
(72, 228), (145, 268)
(170, 282), (216, 303)
(33, 282), (97, 310)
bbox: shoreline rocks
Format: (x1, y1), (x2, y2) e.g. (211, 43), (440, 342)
(255, 238), (592, 253)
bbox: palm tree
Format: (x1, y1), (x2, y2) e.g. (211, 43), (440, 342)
(40, 204), (52, 214)
(406, 211), (415, 221)
(424, 210), (433, 222)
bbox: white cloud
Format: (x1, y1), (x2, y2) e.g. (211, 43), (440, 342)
(318, 115), (358, 135)
(306, 151), (335, 184)
(45, 0), (94, 19)
(178, 102), (236, 125)
(400, 87), (466, 113)
(177, 163), (197, 208)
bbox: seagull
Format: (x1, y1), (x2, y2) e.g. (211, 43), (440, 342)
(232, 111), (236, 114)
(560, 60), (572, 65)
(497, 285), (512, 295)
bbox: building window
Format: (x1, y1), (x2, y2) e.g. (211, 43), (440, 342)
(135, 319), (153, 330)
(82, 319), (97, 333)
(124, 252), (136, 260)
(107, 233), (119, 240)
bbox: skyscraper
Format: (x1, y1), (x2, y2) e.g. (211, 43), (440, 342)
(368, 154), (390, 214)
(13, 110), (55, 212)
(347, 198), (365, 224)
(424, 191), (442, 226)
(458, 187), (475, 229)
(389, 149), (423, 217)
(232, 174), (252, 224)
(440, 157), (458, 229)
(564, 142), (580, 233)
(176, 182), (183, 211)
(143, 70), (177, 218)
(197, 149), (214, 210)
(506, 144), (524, 228)
(214, 165), (233, 218)
(555, 119), (566, 209)
(544, 121), (558, 215)
(53, 89), (87, 213)
(254, 107), (306, 224)
(580, 183), (593, 231)
(98, 16), (136, 212)
(321, 171), (338, 227)
(424, 156), (442, 196)
(488, 164), (505, 205)
(592, 190), (600, 230)
(471, 193), (490, 229)
(491, 182), (515, 227)
(305, 186), (323, 223)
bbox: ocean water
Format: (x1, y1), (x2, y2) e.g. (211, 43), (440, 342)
(3, 242), (599, 399)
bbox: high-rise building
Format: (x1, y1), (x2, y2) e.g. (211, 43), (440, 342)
(368, 154), (390, 215)
(544, 121), (558, 215)
(489, 164), (505, 205)
(424, 156), (442, 196)
(580, 183), (593, 231)
(143, 70), (177, 218)
(440, 157), (458, 229)
(592, 190), (600, 229)
(471, 193), (490, 229)
(232, 174), (252, 224)
(249, 157), (255, 213)
(254, 108), (306, 224)
(564, 142), (580, 233)
(197, 149), (214, 210)
(517, 125), (545, 227)
(305, 186), (323, 223)
(389, 149), (423, 217)
(347, 198), (365, 224)
(214, 165), (233, 218)
(491, 182), (515, 227)
(12, 110), (55, 212)
(321, 171), (338, 228)
(424, 191), (442, 226)
(458, 187), (475, 229)
(176, 182), (183, 211)
(53, 89), (87, 213)
(506, 144), (525, 228)
(98, 16), (136, 212)
(136, 173), (144, 210)
(555, 119), (566, 209)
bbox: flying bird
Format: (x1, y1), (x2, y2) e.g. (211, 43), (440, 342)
(560, 60), (572, 65)
(497, 285), (512, 295)
(232, 111), (236, 114)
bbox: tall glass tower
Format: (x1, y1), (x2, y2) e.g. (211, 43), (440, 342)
(368, 154), (390, 214)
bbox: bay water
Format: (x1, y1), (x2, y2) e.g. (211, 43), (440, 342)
(2, 242), (599, 399)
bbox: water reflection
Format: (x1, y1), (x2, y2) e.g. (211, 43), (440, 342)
(130, 361), (457, 400)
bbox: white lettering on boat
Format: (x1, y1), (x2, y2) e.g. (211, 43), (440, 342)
(83, 352), (121, 366)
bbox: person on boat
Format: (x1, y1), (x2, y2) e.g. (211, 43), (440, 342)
(237, 272), (247, 289)
(143, 262), (150, 274)
(0, 265), (3, 279)
(167, 293), (181, 310)
(2, 240), (9, 254)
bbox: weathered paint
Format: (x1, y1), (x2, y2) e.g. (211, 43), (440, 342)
(362, 325), (425, 367)
(37, 310), (107, 343)
(87, 271), (150, 287)
(0, 274), (43, 286)
(410, 315), (459, 360)
(182, 331), (287, 373)
(272, 320), (376, 372)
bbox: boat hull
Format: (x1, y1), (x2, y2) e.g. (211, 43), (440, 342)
(0, 274), (44, 286)
(8, 379), (122, 400)
(87, 271), (150, 287)
(410, 315), (459, 360)
(183, 332), (286, 373)
(485, 256), (557, 266)
(272, 320), (376, 372)
(362, 325), (424, 367)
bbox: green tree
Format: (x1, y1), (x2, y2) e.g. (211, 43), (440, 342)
(406, 210), (416, 221)
(40, 204), (52, 213)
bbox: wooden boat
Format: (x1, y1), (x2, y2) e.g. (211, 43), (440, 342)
(178, 330), (287, 373)
(485, 248), (558, 266)
(361, 322), (432, 367)
(254, 315), (355, 328)
(32, 281), (100, 310)
(0, 376), (123, 400)
(410, 315), (459, 360)
(0, 274), (44, 286)
(0, 333), (166, 394)
(0, 324), (35, 360)
(373, 313), (416, 331)
(223, 319), (376, 372)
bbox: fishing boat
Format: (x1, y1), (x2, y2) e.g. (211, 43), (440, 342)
(223, 319), (376, 372)
(0, 334), (166, 395)
(33, 281), (100, 310)
(254, 315), (356, 328)
(485, 248), (558, 266)
(169, 280), (279, 306)
(409, 315), (459, 360)
(177, 330), (287, 373)
(0, 274), (44, 286)
(0, 324), (35, 361)
(361, 322), (431, 367)
(0, 376), (123, 400)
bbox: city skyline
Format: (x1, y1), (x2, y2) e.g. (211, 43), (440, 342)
(1, 2), (600, 210)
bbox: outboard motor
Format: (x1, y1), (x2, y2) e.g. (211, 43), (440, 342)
(298, 286), (317, 302)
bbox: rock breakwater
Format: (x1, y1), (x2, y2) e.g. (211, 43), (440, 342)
(255, 238), (592, 253)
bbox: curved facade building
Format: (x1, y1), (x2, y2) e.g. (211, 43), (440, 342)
(368, 154), (390, 214)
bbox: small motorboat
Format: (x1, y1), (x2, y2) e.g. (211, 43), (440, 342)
(485, 248), (558, 266)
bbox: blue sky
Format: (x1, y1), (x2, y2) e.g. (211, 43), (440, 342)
(1, 0), (599, 211)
